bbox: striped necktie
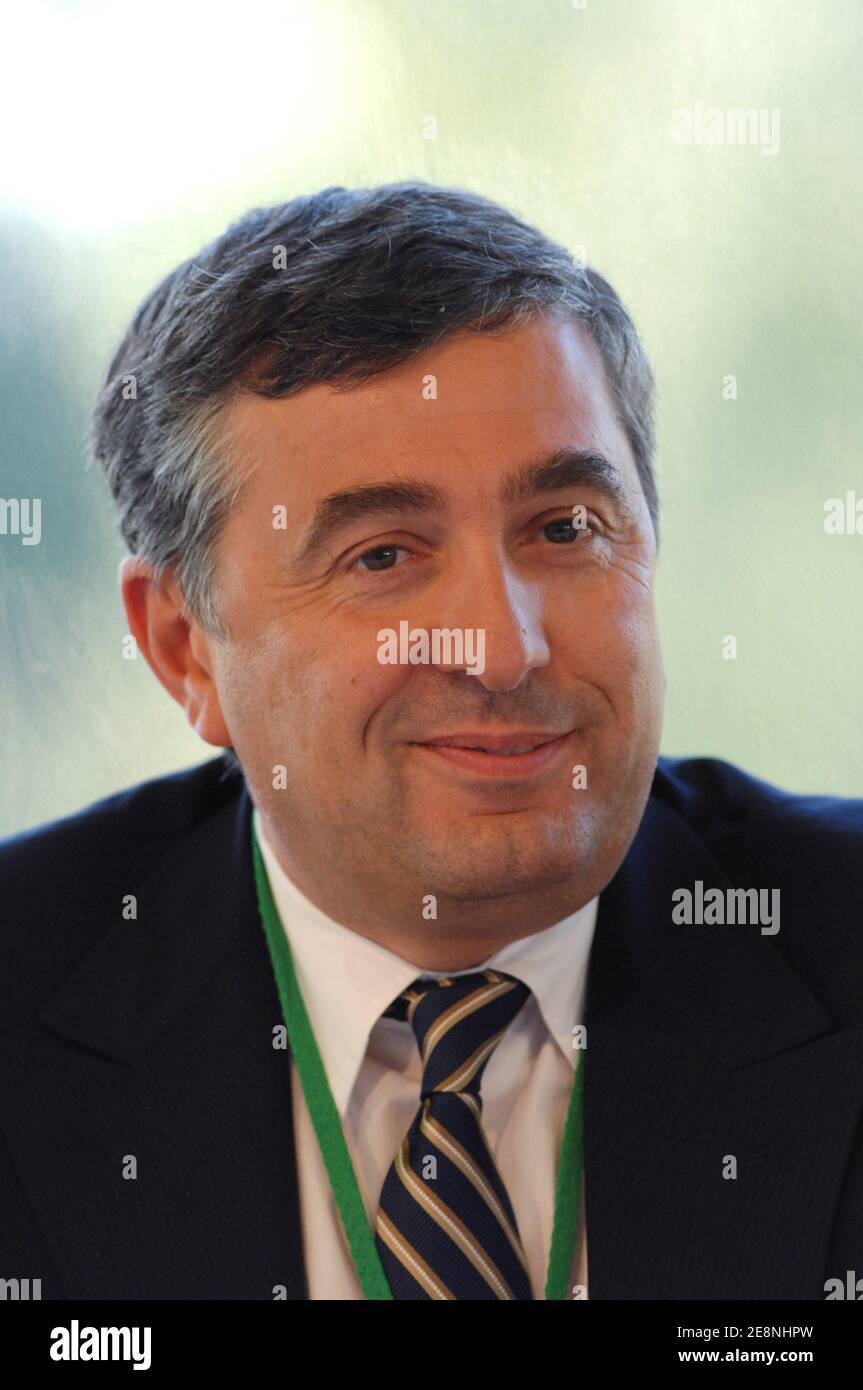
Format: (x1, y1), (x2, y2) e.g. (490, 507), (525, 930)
(374, 967), (534, 1300)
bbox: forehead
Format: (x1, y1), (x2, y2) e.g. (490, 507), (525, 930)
(224, 311), (636, 499)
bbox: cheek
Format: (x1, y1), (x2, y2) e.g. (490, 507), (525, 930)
(221, 626), (405, 754)
(556, 583), (661, 717)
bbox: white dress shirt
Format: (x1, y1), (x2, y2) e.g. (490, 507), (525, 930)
(253, 807), (597, 1300)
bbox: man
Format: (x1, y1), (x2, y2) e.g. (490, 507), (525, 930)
(1, 181), (861, 1301)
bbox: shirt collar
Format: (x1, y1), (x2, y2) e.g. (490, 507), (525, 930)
(253, 807), (598, 1115)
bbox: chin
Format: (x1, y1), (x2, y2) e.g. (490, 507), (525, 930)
(432, 859), (587, 904)
(413, 826), (595, 903)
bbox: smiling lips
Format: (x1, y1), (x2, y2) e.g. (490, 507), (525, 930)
(411, 729), (574, 777)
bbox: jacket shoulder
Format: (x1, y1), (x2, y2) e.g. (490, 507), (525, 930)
(653, 755), (863, 1005)
(0, 754), (245, 1008)
(654, 754), (863, 850)
(0, 753), (243, 872)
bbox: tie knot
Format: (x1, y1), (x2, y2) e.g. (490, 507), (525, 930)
(383, 968), (530, 1100)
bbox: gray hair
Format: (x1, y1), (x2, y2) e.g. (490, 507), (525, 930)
(89, 180), (657, 639)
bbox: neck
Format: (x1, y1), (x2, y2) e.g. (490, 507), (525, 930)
(254, 809), (599, 971)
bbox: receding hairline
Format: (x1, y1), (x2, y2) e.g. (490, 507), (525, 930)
(198, 304), (648, 579)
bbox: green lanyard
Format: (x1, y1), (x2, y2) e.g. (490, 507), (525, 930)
(251, 822), (583, 1300)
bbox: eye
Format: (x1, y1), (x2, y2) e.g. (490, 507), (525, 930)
(352, 543), (410, 573)
(540, 513), (594, 544)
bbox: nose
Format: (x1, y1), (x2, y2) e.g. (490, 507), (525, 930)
(431, 547), (551, 692)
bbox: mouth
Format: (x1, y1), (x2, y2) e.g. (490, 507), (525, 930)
(408, 730), (575, 779)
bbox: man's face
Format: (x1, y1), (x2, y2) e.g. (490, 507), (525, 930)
(205, 311), (664, 926)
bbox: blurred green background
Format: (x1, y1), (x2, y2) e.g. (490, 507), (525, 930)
(2, 0), (861, 837)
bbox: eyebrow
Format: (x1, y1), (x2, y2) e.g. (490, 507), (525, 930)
(293, 448), (631, 567)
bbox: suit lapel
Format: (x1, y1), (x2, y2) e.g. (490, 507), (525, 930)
(583, 792), (863, 1298)
(1, 781), (308, 1299)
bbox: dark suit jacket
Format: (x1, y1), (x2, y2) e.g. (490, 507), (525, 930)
(2, 753), (862, 1300)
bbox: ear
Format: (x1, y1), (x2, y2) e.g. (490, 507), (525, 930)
(119, 556), (232, 748)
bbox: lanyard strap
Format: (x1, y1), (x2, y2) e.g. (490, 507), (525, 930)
(251, 823), (583, 1300)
